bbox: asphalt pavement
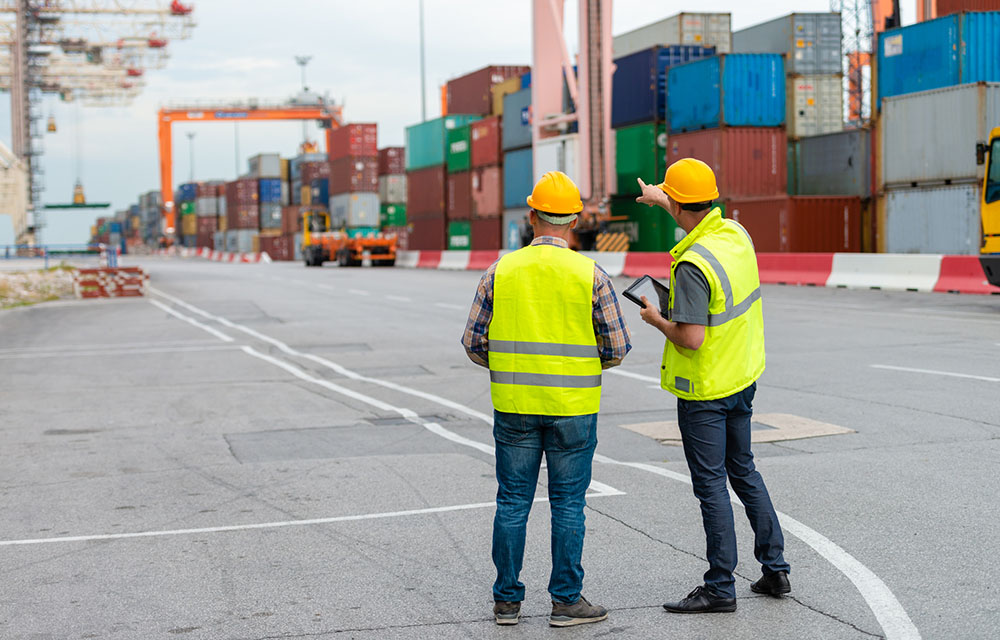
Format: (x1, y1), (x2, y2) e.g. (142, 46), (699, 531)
(1, 256), (998, 639)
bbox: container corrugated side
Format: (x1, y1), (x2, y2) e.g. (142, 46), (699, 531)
(613, 12), (731, 58)
(534, 134), (579, 185)
(446, 125), (472, 173)
(668, 54), (785, 132)
(611, 45), (716, 128)
(405, 115), (482, 171)
(503, 148), (533, 209)
(726, 196), (861, 252)
(447, 220), (471, 250)
(329, 193), (380, 229)
(881, 82), (1000, 186)
(733, 13), (842, 75)
(502, 88), (532, 151)
(615, 122), (667, 195)
(938, 1), (1000, 15)
(407, 165), (447, 216)
(961, 11), (1000, 85)
(378, 175), (407, 204)
(792, 128), (870, 196)
(330, 123), (378, 162)
(447, 171), (472, 220)
(666, 128), (787, 197)
(471, 217), (502, 250)
(447, 65), (531, 116)
(502, 208), (531, 249)
(787, 74), (844, 138)
(471, 117), (501, 168)
(885, 184), (981, 254)
(877, 16), (961, 106)
(472, 165), (502, 218)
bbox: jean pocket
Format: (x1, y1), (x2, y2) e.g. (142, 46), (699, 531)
(493, 411), (533, 445)
(549, 414), (597, 451)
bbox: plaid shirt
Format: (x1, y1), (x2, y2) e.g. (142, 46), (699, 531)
(461, 236), (631, 369)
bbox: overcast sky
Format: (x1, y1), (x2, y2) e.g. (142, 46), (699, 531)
(0, 0), (915, 245)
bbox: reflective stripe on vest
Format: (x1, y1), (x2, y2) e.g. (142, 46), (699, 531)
(688, 244), (763, 327)
(488, 244), (602, 416)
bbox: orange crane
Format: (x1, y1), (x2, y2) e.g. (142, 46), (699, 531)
(156, 101), (343, 238)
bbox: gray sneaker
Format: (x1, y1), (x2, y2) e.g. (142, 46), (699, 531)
(493, 601), (521, 625)
(549, 596), (608, 627)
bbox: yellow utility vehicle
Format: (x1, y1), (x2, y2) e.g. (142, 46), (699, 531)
(980, 126), (1000, 287)
(301, 209), (397, 267)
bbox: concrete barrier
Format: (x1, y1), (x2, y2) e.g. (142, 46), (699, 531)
(933, 255), (1000, 294)
(827, 254), (943, 292)
(757, 254), (834, 287)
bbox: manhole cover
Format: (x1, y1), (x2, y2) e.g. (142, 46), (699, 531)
(620, 413), (854, 444)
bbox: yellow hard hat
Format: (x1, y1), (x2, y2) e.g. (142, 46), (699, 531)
(658, 158), (719, 203)
(526, 171), (583, 214)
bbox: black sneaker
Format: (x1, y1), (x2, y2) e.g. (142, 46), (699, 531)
(663, 586), (737, 614)
(751, 570), (791, 596)
(493, 601), (521, 625)
(549, 596), (608, 627)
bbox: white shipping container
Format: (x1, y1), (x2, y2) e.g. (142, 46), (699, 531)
(614, 12), (731, 58)
(212, 231), (226, 251)
(787, 75), (844, 139)
(248, 153), (281, 179)
(733, 13), (842, 75)
(329, 193), (380, 229)
(534, 134), (579, 187)
(378, 174), (407, 204)
(885, 184), (981, 255)
(882, 83), (1000, 187)
(226, 229), (256, 254)
(195, 196), (218, 216)
(503, 208), (532, 250)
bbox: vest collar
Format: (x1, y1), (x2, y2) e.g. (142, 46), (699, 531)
(530, 236), (570, 248)
(670, 207), (725, 259)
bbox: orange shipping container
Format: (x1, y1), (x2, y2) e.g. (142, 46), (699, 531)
(726, 196), (862, 253)
(472, 166), (502, 218)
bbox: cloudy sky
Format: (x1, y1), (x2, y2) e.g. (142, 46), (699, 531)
(0, 0), (915, 244)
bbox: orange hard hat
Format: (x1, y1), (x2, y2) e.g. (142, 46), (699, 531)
(659, 158), (719, 203)
(526, 171), (583, 214)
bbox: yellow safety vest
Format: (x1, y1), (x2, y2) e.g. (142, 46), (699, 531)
(662, 208), (765, 401)
(489, 244), (602, 416)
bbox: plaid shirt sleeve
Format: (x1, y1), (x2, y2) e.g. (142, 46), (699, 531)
(461, 261), (497, 368)
(593, 264), (632, 369)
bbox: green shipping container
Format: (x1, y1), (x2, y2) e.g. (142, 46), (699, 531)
(447, 220), (471, 250)
(180, 201), (196, 216)
(405, 115), (481, 171)
(380, 203), (407, 228)
(615, 122), (667, 195)
(447, 125), (472, 173)
(608, 196), (684, 252)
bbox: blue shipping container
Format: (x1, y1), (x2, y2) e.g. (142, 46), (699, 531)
(612, 45), (716, 128)
(503, 148), (534, 209)
(668, 54), (785, 133)
(176, 183), (197, 202)
(258, 178), (282, 203)
(521, 71), (531, 89)
(878, 12), (1000, 107)
(310, 178), (329, 206)
(502, 88), (533, 151)
(405, 115), (481, 171)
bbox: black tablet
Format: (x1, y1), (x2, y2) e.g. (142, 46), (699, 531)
(622, 275), (670, 318)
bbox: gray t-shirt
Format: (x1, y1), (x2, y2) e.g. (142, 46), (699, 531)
(670, 262), (710, 326)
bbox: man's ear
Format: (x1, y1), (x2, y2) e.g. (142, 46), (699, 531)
(570, 216), (578, 230)
(528, 210), (537, 225)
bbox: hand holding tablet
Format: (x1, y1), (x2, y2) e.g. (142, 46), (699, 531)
(622, 275), (670, 319)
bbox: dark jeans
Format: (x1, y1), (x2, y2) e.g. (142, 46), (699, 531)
(677, 382), (790, 598)
(492, 410), (597, 604)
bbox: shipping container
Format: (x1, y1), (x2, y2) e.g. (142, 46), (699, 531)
(534, 134), (579, 185)
(503, 208), (532, 249)
(281, 205), (304, 235)
(615, 122), (667, 195)
(608, 196), (684, 251)
(885, 184), (981, 254)
(378, 174), (407, 204)
(447, 65), (532, 115)
(471, 117), (502, 168)
(408, 214), (446, 250)
(293, 232), (304, 261)
(213, 230), (226, 251)
(472, 165), (503, 218)
(225, 177), (260, 229)
(733, 13), (842, 75)
(447, 125), (473, 173)
(790, 128), (870, 196)
(291, 153), (327, 180)
(259, 202), (282, 230)
(259, 234), (295, 261)
(471, 216), (502, 250)
(310, 178), (330, 206)
(179, 201), (196, 217)
(503, 147), (534, 209)
(329, 192), (380, 229)
(300, 161), (330, 184)
(491, 76), (522, 116)
(881, 82), (1000, 186)
(407, 165), (447, 216)
(181, 213), (197, 237)
(787, 74), (844, 138)
(405, 115), (483, 170)
(447, 171), (472, 220)
(382, 225), (409, 250)
(329, 156), (378, 194)
(725, 196), (861, 252)
(448, 220), (472, 249)
(611, 45), (716, 128)
(380, 203), (407, 228)
(937, 0), (1000, 15)
(668, 54), (785, 132)
(195, 196), (218, 216)
(176, 182), (198, 203)
(330, 123), (378, 161)
(378, 147), (405, 175)
(614, 12), (732, 58)
(226, 228), (256, 254)
(259, 178), (282, 203)
(877, 12), (1000, 106)
(501, 88), (532, 151)
(666, 128), (787, 197)
(248, 153), (281, 178)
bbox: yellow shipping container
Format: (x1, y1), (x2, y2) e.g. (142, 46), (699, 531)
(218, 215), (228, 232)
(280, 158), (290, 182)
(300, 185), (312, 206)
(181, 214), (197, 236)
(251, 233), (260, 254)
(491, 76), (522, 117)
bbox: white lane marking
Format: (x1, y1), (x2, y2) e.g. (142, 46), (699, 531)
(348, 289), (370, 296)
(871, 364), (999, 383)
(608, 368), (660, 384)
(386, 295), (411, 302)
(0, 345), (239, 360)
(0, 493), (620, 548)
(148, 299), (234, 342)
(434, 302), (464, 310)
(0, 340), (218, 355)
(148, 287), (918, 640)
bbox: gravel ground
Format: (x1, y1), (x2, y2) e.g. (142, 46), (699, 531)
(0, 265), (75, 308)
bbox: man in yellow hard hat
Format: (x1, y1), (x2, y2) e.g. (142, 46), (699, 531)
(462, 170), (631, 627)
(635, 159), (791, 614)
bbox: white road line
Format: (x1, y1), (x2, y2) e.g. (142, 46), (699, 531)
(0, 493), (620, 548)
(148, 299), (234, 342)
(148, 287), (919, 640)
(348, 289), (370, 296)
(386, 295), (411, 302)
(0, 340), (218, 355)
(0, 345), (239, 360)
(434, 302), (464, 310)
(871, 364), (1000, 383)
(608, 368), (660, 384)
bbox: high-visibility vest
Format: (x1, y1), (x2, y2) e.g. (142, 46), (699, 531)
(489, 244), (602, 416)
(661, 208), (765, 401)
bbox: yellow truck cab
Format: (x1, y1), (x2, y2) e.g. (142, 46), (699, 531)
(981, 126), (1000, 287)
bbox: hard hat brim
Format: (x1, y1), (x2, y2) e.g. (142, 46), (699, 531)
(526, 195), (584, 214)
(658, 181), (719, 204)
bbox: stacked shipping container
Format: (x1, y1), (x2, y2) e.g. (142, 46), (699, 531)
(329, 123), (380, 233)
(502, 85), (533, 250)
(378, 146), (408, 249)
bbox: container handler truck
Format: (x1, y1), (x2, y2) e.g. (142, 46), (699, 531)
(980, 127), (1000, 287)
(301, 209), (396, 267)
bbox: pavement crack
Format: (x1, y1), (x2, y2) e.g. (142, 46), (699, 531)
(585, 504), (705, 564)
(785, 595), (884, 638)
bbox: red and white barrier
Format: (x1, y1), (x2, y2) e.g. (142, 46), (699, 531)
(73, 267), (149, 299)
(395, 250), (1000, 295)
(155, 247), (271, 264)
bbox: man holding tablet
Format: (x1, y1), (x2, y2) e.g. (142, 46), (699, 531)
(634, 158), (791, 614)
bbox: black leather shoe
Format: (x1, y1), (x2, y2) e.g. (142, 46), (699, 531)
(750, 571), (791, 596)
(663, 586), (737, 613)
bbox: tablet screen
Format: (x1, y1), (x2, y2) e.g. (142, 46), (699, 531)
(623, 275), (670, 317)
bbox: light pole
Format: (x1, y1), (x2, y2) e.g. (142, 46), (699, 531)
(419, 0), (426, 122)
(186, 131), (195, 182)
(295, 55), (312, 148)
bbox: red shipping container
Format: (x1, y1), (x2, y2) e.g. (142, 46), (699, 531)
(666, 128), (786, 199)
(259, 234), (295, 261)
(225, 177), (260, 229)
(329, 123), (378, 161)
(382, 225), (409, 251)
(936, 0), (1000, 15)
(447, 65), (532, 115)
(378, 147), (406, 175)
(300, 161), (330, 184)
(471, 217), (502, 250)
(227, 204), (259, 230)
(195, 182), (212, 198)
(329, 156), (378, 194)
(471, 166), (502, 218)
(407, 214), (446, 250)
(196, 215), (217, 235)
(447, 171), (473, 220)
(725, 196), (862, 253)
(470, 117), (501, 168)
(281, 205), (305, 234)
(407, 165), (447, 216)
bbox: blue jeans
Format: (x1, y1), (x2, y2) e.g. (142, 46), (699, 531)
(677, 382), (790, 598)
(492, 410), (597, 604)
